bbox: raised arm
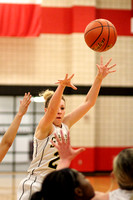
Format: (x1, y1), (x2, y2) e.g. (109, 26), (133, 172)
(51, 130), (85, 169)
(36, 74), (77, 139)
(63, 56), (116, 128)
(0, 92), (31, 163)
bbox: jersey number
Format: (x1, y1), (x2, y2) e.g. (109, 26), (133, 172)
(48, 152), (60, 169)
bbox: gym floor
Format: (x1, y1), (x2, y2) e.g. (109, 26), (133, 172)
(0, 172), (118, 200)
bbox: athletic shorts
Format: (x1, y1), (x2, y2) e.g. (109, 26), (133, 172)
(17, 174), (43, 200)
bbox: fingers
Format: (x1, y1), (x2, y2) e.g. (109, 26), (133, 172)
(22, 92), (32, 106)
(76, 147), (85, 154)
(51, 139), (57, 148)
(96, 64), (100, 70)
(68, 74), (74, 80)
(60, 130), (65, 144)
(105, 58), (112, 67)
(73, 147), (85, 158)
(52, 130), (68, 147)
(54, 133), (61, 145)
(71, 84), (77, 90)
(24, 92), (31, 99)
(100, 56), (113, 67)
(65, 74), (68, 79)
(66, 130), (70, 145)
(50, 132), (65, 150)
(108, 64), (116, 70)
(100, 55), (103, 66)
(97, 58), (116, 71)
(108, 69), (116, 73)
(107, 63), (116, 74)
(26, 93), (32, 104)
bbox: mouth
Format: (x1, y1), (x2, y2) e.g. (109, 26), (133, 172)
(56, 117), (61, 119)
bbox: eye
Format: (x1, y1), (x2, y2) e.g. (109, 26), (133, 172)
(61, 107), (65, 110)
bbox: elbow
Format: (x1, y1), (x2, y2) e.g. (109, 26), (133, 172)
(91, 101), (96, 107)
(5, 141), (12, 149)
(87, 101), (96, 108)
(2, 140), (13, 149)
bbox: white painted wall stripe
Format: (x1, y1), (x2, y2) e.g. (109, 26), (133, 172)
(42, 0), (96, 7)
(0, 0), (42, 4)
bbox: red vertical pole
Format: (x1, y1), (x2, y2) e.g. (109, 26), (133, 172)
(131, 0), (133, 33)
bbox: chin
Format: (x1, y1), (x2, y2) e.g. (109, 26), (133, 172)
(53, 122), (62, 127)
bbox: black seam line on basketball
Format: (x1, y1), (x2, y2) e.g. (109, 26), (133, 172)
(102, 21), (110, 51)
(90, 27), (103, 48)
(86, 20), (104, 48)
(84, 25), (113, 37)
(84, 20), (103, 36)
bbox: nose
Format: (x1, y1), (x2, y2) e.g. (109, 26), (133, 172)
(57, 108), (62, 114)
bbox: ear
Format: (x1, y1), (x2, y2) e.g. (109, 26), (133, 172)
(74, 187), (83, 197)
(44, 108), (47, 113)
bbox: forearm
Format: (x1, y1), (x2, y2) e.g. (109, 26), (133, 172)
(1, 113), (23, 146)
(57, 159), (71, 170)
(0, 113), (23, 162)
(85, 74), (102, 106)
(48, 85), (65, 113)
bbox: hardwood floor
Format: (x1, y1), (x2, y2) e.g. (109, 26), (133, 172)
(0, 172), (118, 200)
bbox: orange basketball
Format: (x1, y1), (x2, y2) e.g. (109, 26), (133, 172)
(84, 19), (117, 52)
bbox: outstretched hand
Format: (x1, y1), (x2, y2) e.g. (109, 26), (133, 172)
(96, 56), (116, 80)
(55, 74), (77, 90)
(51, 130), (85, 166)
(19, 92), (32, 116)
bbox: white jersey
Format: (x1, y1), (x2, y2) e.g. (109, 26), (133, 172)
(109, 188), (133, 200)
(17, 123), (68, 200)
(28, 123), (68, 178)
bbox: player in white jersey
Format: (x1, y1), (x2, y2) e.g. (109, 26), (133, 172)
(18, 124), (68, 200)
(18, 56), (116, 200)
(91, 148), (133, 200)
(28, 124), (68, 177)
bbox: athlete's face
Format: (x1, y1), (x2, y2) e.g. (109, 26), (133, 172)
(53, 99), (66, 127)
(74, 170), (95, 200)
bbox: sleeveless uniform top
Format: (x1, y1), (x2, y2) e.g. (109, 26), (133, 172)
(27, 123), (68, 180)
(109, 188), (133, 200)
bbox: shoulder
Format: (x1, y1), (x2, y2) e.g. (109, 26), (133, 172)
(34, 123), (54, 140)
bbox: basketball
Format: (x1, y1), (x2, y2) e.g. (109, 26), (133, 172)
(84, 19), (117, 52)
